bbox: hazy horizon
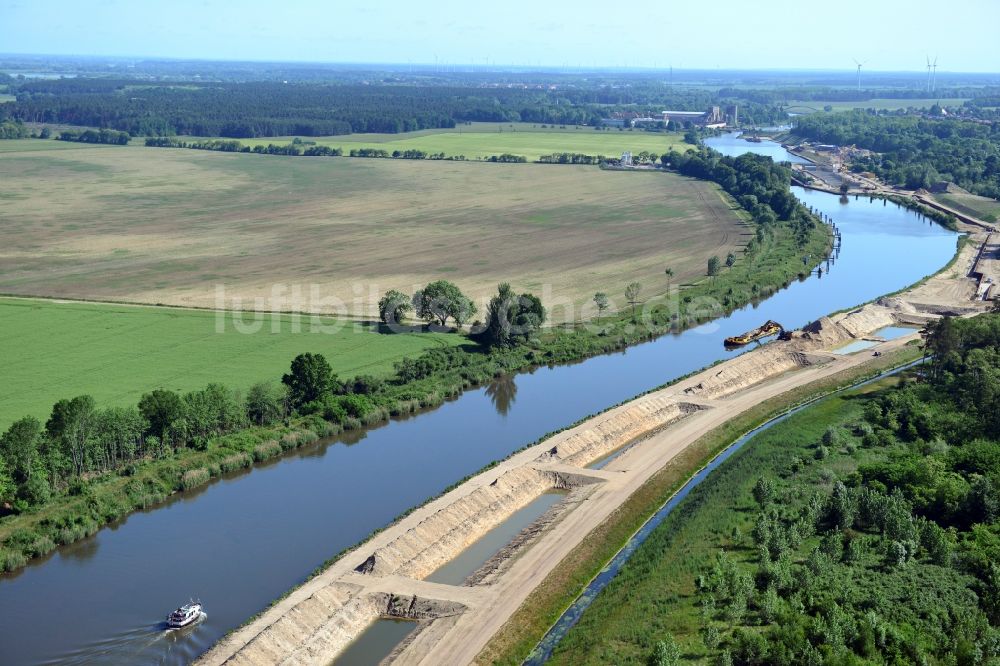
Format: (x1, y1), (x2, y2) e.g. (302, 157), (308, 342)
(3, 0), (999, 73)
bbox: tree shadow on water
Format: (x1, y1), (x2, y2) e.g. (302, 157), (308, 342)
(486, 374), (518, 417)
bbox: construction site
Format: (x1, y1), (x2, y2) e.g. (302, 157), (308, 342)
(196, 218), (995, 666)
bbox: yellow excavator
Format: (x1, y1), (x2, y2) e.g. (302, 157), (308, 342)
(724, 320), (783, 347)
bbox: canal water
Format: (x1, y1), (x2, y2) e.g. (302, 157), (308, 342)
(332, 618), (417, 666)
(426, 491), (565, 586)
(0, 139), (958, 665)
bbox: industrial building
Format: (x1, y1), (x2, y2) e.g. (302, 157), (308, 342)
(661, 106), (727, 128)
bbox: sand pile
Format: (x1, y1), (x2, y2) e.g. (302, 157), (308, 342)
(539, 398), (701, 468)
(209, 583), (372, 666)
(835, 304), (899, 338)
(355, 467), (552, 580)
(683, 347), (816, 399)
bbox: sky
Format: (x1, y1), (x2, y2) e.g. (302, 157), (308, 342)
(2, 0), (999, 72)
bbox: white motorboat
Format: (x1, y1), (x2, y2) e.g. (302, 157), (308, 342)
(166, 602), (204, 629)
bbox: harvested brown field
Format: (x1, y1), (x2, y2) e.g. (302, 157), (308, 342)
(0, 141), (746, 316)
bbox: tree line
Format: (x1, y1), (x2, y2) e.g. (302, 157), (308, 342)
(57, 128), (130, 145)
(663, 145), (819, 248)
(538, 152), (603, 164)
(0, 120), (31, 139)
(2, 76), (789, 138)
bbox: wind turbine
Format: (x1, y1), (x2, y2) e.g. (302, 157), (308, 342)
(931, 56), (939, 93)
(853, 59), (865, 92)
(926, 56), (933, 92)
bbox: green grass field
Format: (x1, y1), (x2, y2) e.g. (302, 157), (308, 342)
(229, 122), (689, 161)
(0, 297), (463, 429)
(786, 98), (969, 113)
(0, 94), (15, 103)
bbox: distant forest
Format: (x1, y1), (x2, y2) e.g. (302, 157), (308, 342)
(0, 76), (785, 138)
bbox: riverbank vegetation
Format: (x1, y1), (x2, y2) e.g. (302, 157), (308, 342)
(550, 313), (1000, 665)
(886, 195), (960, 231)
(791, 111), (1000, 198)
(0, 149), (831, 572)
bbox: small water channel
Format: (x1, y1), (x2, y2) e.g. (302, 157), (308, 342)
(832, 325), (919, 355)
(0, 138), (959, 665)
(331, 618), (417, 666)
(426, 491), (565, 586)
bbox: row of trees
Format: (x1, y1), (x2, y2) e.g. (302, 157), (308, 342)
(0, 382), (290, 512)
(57, 128), (130, 145)
(144, 137), (520, 163)
(538, 152), (602, 164)
(376, 280), (546, 348)
(0, 120), (31, 139)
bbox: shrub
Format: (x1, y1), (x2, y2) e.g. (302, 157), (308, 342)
(0, 549), (27, 573)
(180, 468), (211, 491)
(219, 452), (252, 473)
(27, 536), (56, 558)
(252, 440), (282, 462)
(280, 433), (301, 451)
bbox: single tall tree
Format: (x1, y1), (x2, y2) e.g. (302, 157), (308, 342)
(245, 382), (288, 426)
(481, 283), (545, 349)
(137, 390), (184, 443)
(593, 292), (609, 319)
(282, 353), (337, 408)
(625, 282), (642, 318)
(377, 289), (412, 328)
(412, 280), (476, 329)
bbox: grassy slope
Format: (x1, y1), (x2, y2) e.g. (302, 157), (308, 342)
(0, 138), (113, 153)
(934, 191), (1000, 222)
(0, 298), (462, 429)
(551, 390), (872, 663)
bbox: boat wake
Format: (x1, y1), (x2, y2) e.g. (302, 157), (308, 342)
(42, 614), (209, 666)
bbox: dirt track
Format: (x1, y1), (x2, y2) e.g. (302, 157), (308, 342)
(196, 230), (991, 666)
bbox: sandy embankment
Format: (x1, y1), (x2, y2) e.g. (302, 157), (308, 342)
(198, 231), (991, 666)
